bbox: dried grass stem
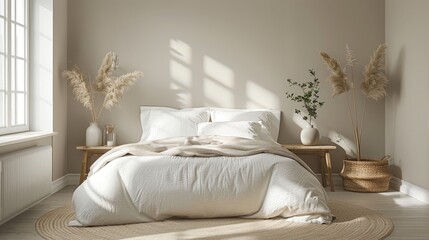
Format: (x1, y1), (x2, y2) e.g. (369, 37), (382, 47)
(63, 52), (143, 122)
(320, 44), (387, 160)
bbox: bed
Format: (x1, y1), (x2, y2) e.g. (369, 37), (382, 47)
(70, 107), (333, 227)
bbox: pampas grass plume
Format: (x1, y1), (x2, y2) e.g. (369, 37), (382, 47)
(345, 44), (357, 67)
(95, 52), (118, 93)
(361, 44), (387, 101)
(104, 71), (144, 110)
(320, 51), (350, 96)
(63, 52), (143, 122)
(62, 68), (93, 110)
(319, 44), (388, 161)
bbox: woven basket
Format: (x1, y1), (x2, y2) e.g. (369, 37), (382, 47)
(340, 159), (392, 192)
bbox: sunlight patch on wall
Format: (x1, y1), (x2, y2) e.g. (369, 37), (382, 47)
(170, 39), (192, 64)
(204, 56), (234, 88)
(169, 60), (191, 88)
(292, 114), (318, 129)
(169, 39), (192, 107)
(203, 56), (235, 107)
(169, 82), (191, 107)
(203, 78), (234, 107)
(328, 131), (356, 158)
(39, 12), (53, 107)
(39, 5), (52, 70)
(30, 0), (53, 131)
(245, 81), (280, 109)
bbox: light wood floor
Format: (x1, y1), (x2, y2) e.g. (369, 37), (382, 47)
(0, 186), (428, 239)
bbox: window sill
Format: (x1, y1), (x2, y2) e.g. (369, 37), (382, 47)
(0, 131), (57, 147)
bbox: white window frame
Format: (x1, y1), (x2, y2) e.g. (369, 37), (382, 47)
(0, 0), (29, 135)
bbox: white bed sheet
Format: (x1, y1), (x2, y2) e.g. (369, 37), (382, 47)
(70, 138), (332, 226)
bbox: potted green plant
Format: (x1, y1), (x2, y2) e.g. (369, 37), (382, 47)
(285, 69), (325, 145)
(320, 44), (391, 192)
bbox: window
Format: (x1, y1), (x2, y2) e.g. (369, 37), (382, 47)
(0, 0), (29, 135)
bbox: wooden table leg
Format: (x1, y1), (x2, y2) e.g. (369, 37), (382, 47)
(84, 153), (92, 182)
(320, 152), (327, 187)
(80, 151), (89, 184)
(325, 151), (335, 192)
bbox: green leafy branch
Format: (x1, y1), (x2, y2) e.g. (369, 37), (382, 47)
(285, 69), (325, 126)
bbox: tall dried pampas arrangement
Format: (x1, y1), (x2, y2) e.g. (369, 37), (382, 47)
(63, 52), (144, 123)
(320, 44), (387, 161)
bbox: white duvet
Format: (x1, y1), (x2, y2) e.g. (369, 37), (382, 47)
(70, 136), (333, 226)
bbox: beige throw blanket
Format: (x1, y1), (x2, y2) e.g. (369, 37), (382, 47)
(90, 135), (313, 176)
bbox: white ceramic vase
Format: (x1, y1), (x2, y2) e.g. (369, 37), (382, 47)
(86, 122), (102, 146)
(300, 126), (319, 145)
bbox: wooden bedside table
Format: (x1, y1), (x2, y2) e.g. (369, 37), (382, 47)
(282, 144), (336, 192)
(76, 146), (114, 184)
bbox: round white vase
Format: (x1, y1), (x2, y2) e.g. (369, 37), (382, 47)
(300, 126), (319, 145)
(86, 122), (102, 146)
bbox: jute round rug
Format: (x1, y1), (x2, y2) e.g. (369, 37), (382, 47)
(35, 200), (393, 240)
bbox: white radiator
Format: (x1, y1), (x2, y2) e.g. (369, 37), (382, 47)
(0, 145), (52, 222)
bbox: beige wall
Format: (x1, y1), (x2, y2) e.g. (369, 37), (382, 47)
(385, 0), (429, 190)
(27, 0), (67, 181)
(67, 0), (385, 174)
(53, 0), (68, 180)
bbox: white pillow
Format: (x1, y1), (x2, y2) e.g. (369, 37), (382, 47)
(140, 106), (210, 141)
(210, 108), (281, 142)
(197, 121), (262, 140)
